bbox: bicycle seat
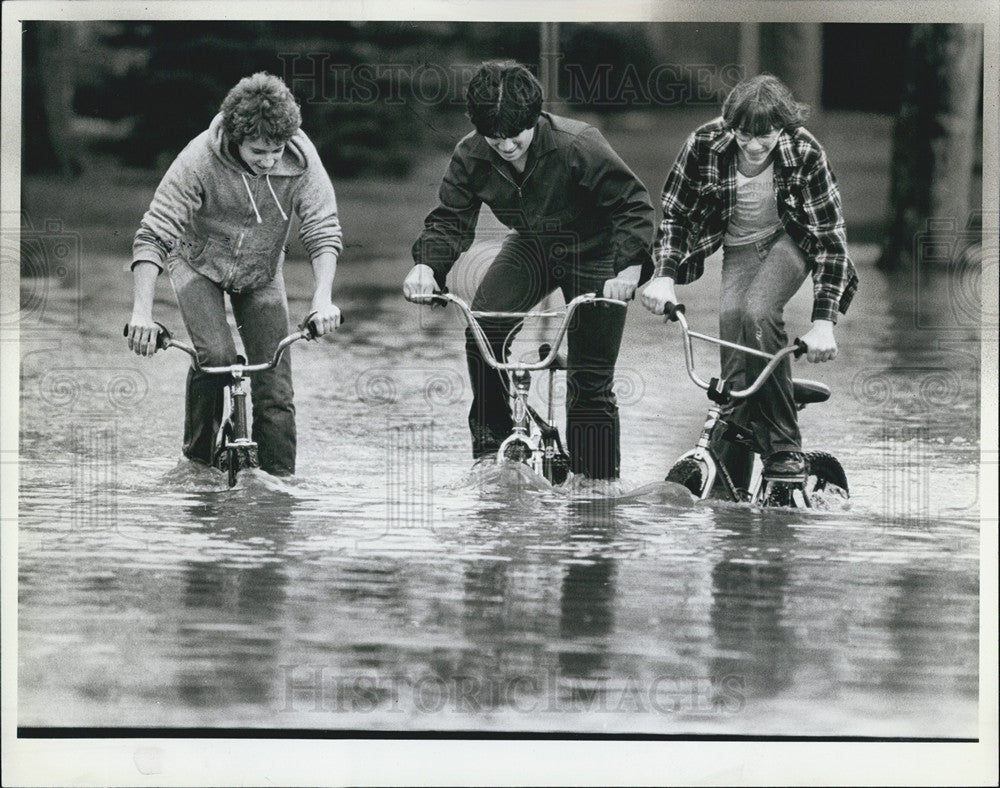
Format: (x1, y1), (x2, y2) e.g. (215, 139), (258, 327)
(792, 379), (831, 406)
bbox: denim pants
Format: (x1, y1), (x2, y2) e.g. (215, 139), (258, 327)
(167, 256), (295, 475)
(466, 233), (626, 479)
(719, 231), (810, 460)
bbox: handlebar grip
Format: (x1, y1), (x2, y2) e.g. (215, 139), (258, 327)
(793, 338), (808, 358)
(419, 289), (450, 307)
(429, 288), (451, 307)
(664, 301), (686, 322)
(299, 311), (345, 339)
(123, 321), (171, 350)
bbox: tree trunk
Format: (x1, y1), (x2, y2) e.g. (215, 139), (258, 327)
(759, 23), (823, 114)
(739, 23), (760, 81)
(23, 22), (80, 177)
(879, 24), (983, 270)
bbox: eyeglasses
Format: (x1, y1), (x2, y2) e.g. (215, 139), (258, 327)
(733, 128), (780, 144)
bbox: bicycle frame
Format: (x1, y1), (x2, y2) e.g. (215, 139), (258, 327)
(126, 318), (316, 485)
(663, 302), (819, 506)
(412, 291), (626, 481)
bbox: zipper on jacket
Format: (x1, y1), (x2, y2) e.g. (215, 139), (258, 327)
(491, 159), (540, 226)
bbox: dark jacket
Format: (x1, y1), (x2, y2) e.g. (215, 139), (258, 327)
(413, 112), (654, 285)
(655, 117), (858, 324)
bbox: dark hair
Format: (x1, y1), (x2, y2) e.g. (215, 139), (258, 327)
(221, 72), (301, 145)
(466, 60), (543, 139)
(722, 74), (810, 135)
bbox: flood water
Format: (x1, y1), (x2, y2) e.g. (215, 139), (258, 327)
(16, 245), (983, 736)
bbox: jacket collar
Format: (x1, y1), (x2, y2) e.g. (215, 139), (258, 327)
(709, 124), (798, 171)
(467, 112), (559, 163)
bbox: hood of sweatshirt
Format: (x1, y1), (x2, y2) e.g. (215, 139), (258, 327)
(207, 113), (309, 177)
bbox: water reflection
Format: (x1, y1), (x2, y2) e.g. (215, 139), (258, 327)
(555, 499), (620, 712)
(883, 567), (979, 699)
(709, 519), (796, 700)
(173, 490), (295, 714)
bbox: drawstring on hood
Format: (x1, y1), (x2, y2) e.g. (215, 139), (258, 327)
(241, 172), (289, 224)
(241, 173), (262, 223)
(266, 175), (289, 221)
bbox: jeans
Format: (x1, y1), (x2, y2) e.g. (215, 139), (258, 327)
(719, 231), (810, 461)
(167, 256), (296, 476)
(466, 233), (626, 479)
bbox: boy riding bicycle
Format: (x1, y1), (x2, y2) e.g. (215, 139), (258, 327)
(404, 60), (655, 480)
(124, 72), (343, 477)
(641, 74), (859, 481)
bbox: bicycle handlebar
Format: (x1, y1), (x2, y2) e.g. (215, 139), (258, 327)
(123, 313), (325, 375)
(411, 291), (627, 372)
(664, 301), (807, 400)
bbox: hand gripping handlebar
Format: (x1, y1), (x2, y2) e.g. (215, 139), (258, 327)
(411, 291), (626, 372)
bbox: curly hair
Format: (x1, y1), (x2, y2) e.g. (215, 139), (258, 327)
(466, 60), (543, 139)
(220, 72), (302, 145)
(722, 74), (810, 135)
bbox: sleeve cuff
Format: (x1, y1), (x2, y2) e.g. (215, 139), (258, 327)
(309, 246), (341, 260)
(811, 297), (840, 324)
(126, 259), (163, 274)
(653, 257), (680, 279)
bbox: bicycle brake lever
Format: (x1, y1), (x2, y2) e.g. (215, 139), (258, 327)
(299, 311), (320, 339)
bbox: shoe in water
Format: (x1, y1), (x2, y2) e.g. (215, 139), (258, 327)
(470, 421), (506, 457)
(763, 451), (806, 478)
(470, 453), (498, 471)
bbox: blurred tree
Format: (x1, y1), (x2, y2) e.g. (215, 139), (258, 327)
(560, 24), (658, 112)
(22, 22), (82, 176)
(78, 21), (478, 177)
(879, 24), (983, 270)
(821, 24), (910, 112)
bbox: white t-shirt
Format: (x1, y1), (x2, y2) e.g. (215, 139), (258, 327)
(724, 163), (783, 246)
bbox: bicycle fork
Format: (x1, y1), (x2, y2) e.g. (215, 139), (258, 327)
(674, 405), (750, 502)
(497, 370), (536, 464)
(215, 372), (259, 486)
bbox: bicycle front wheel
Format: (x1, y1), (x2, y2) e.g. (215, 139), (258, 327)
(804, 451), (850, 500)
(666, 457), (707, 498)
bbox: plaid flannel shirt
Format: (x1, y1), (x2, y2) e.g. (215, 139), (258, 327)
(654, 117), (858, 323)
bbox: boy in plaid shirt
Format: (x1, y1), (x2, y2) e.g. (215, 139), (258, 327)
(641, 74), (858, 479)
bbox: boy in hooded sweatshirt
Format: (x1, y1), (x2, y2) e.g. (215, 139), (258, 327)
(125, 72), (343, 477)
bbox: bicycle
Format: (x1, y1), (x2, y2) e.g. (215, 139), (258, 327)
(124, 315), (321, 487)
(661, 302), (849, 508)
(411, 291), (627, 485)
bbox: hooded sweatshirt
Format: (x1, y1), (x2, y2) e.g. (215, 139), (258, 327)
(132, 114), (342, 293)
